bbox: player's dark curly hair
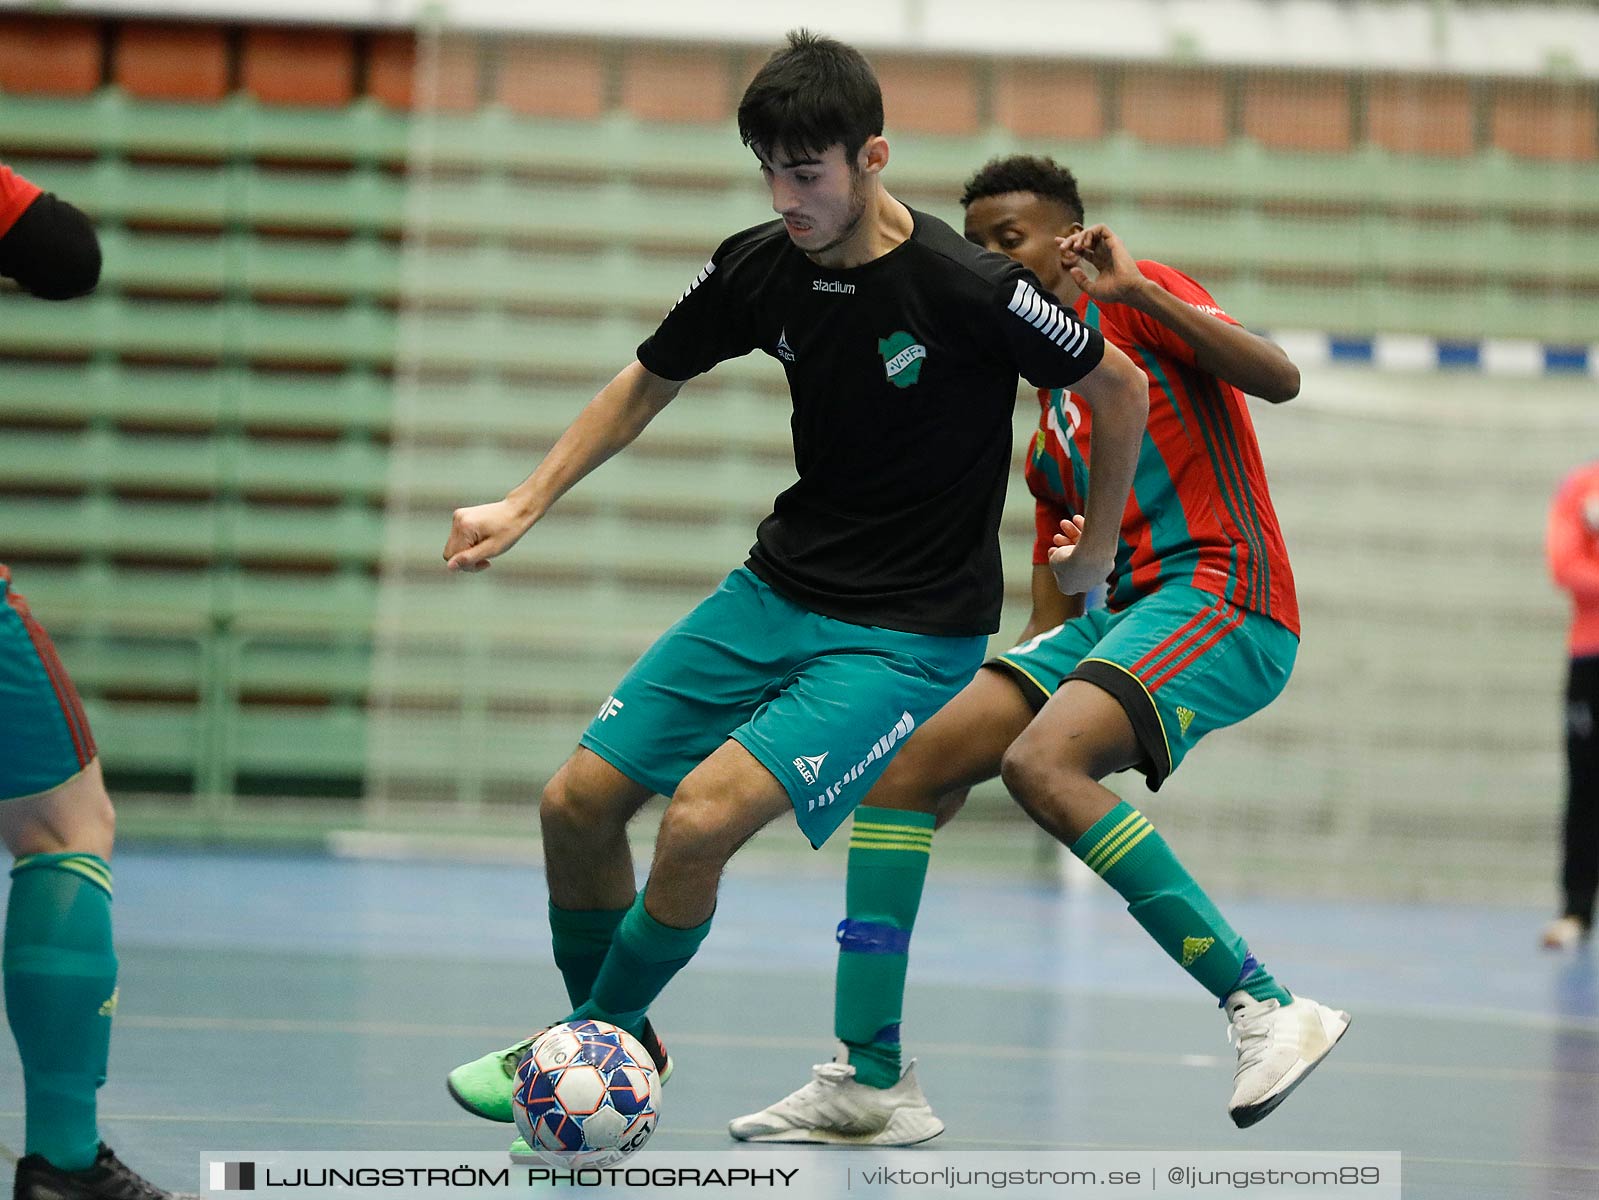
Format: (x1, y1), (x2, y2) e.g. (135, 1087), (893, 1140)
(960, 155), (1085, 225)
(737, 29), (884, 165)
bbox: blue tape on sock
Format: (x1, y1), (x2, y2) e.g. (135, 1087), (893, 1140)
(872, 1023), (901, 1046)
(1219, 953), (1263, 1008)
(836, 919), (911, 955)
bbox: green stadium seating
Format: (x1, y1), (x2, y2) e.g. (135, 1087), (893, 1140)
(3, 77), (1591, 817)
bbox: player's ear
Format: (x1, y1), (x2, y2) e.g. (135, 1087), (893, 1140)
(858, 135), (890, 177)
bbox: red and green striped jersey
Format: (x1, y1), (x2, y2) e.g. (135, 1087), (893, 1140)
(1025, 261), (1299, 635)
(0, 163), (43, 238)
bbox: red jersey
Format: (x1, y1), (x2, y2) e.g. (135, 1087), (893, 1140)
(1547, 462), (1599, 658)
(1024, 261), (1299, 635)
(0, 163), (43, 239)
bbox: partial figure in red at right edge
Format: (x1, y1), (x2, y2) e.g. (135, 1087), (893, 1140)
(1544, 460), (1599, 950)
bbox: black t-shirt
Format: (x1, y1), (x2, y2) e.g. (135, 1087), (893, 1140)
(636, 207), (1106, 636)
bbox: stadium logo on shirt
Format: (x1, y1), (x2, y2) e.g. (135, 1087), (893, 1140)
(812, 279), (855, 294)
(776, 329), (796, 362)
(877, 331), (927, 388)
(793, 752), (828, 784)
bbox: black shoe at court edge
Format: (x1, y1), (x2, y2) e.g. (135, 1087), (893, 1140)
(13, 1144), (194, 1200)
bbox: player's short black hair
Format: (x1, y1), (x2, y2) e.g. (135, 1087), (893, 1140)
(0, 192), (101, 300)
(960, 155), (1085, 225)
(737, 29), (884, 165)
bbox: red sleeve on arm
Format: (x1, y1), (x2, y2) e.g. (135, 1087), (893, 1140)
(1110, 261), (1240, 368)
(1548, 469), (1599, 599)
(1033, 497), (1071, 566)
(0, 164), (44, 239)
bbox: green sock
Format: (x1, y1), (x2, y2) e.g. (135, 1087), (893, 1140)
(1072, 802), (1289, 1005)
(569, 890), (711, 1038)
(548, 902), (628, 1009)
(834, 806), (934, 1089)
(4, 853), (118, 1172)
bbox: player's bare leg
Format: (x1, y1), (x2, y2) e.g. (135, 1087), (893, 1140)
(998, 679), (1140, 839)
(865, 666), (1039, 818)
(1, 762), (191, 1199)
(539, 748), (654, 914)
(448, 749), (658, 1123)
(0, 759), (115, 862)
(1002, 680), (1349, 1128)
(730, 668), (1038, 1145)
(640, 740), (792, 928)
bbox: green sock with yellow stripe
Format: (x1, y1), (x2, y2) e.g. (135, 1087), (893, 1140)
(1072, 802), (1289, 1005)
(4, 853), (118, 1171)
(834, 806), (935, 1089)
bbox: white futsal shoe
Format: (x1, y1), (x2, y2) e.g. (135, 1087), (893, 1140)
(1225, 991), (1351, 1128)
(1540, 915), (1591, 950)
(728, 1046), (944, 1145)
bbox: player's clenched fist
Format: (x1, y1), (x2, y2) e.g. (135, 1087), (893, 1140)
(1047, 514), (1114, 597)
(444, 499), (530, 572)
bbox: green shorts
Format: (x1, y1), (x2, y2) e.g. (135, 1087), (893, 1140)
(987, 584), (1296, 790)
(0, 565), (97, 802)
(580, 568), (986, 847)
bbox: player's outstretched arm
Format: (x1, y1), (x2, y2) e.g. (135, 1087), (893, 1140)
(1051, 342), (1147, 596)
(444, 360), (685, 572)
(1059, 224), (1299, 403)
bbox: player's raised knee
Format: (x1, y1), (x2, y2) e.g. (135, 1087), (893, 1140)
(998, 727), (1055, 800)
(655, 794), (739, 862)
(539, 758), (625, 831)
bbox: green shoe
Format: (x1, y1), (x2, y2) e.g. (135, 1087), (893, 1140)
(508, 1136), (536, 1164)
(637, 1019), (674, 1085)
(454, 1020), (675, 1126)
(446, 1029), (549, 1123)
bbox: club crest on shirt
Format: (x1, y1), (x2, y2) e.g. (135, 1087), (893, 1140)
(878, 331), (927, 388)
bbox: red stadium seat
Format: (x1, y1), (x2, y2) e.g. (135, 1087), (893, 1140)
(1367, 78), (1475, 158)
(242, 28), (356, 108)
(1490, 81), (1597, 162)
(496, 40), (606, 119)
(0, 16), (102, 97)
(993, 62), (1106, 141)
(115, 22), (229, 103)
(875, 57), (981, 136)
(620, 46), (732, 124)
(368, 31), (480, 112)
(1119, 67), (1229, 147)
(1242, 73), (1353, 154)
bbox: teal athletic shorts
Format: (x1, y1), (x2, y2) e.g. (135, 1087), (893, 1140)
(986, 584), (1297, 790)
(579, 568), (986, 847)
(0, 566), (97, 801)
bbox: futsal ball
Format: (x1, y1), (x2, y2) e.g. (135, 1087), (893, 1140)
(512, 1019), (660, 1167)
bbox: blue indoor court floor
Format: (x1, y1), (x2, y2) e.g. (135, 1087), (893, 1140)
(0, 846), (1594, 1199)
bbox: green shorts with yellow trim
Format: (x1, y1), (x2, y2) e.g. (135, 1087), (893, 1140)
(985, 584), (1296, 790)
(579, 568), (985, 849)
(1, 565), (97, 802)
